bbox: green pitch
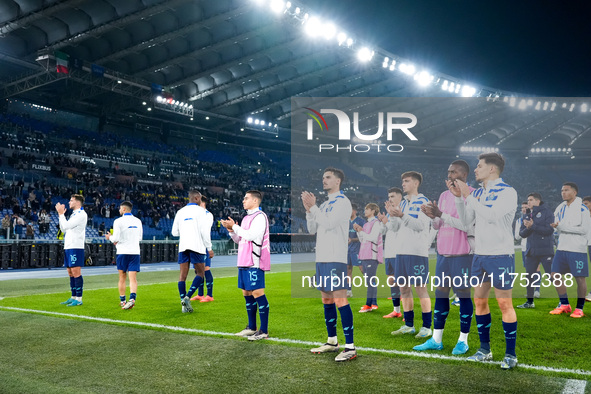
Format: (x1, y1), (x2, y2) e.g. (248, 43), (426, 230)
(0, 254), (590, 393)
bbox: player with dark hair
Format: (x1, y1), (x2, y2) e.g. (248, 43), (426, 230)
(415, 159), (474, 354)
(379, 187), (403, 319)
(347, 203), (366, 298)
(549, 182), (590, 318)
(516, 192), (554, 309)
(302, 167), (356, 361)
(354, 202), (383, 312)
(106, 201), (143, 309)
(171, 190), (212, 313)
(583, 196), (591, 303)
(222, 190), (271, 341)
(455, 152), (518, 369)
(191, 195), (215, 302)
(56, 194), (88, 307)
(390, 171), (432, 339)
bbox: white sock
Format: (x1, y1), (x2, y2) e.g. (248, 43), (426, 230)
(345, 343), (355, 350)
(327, 336), (338, 345)
(459, 332), (469, 343)
(433, 329), (444, 343)
(394, 306), (400, 313)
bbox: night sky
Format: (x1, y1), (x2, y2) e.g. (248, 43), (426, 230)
(304, 0), (591, 96)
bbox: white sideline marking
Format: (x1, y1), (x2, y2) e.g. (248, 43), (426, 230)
(563, 379), (587, 393)
(1, 306), (591, 378)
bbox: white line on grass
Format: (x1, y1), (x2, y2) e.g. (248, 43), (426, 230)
(2, 305), (591, 378)
(563, 379), (587, 393)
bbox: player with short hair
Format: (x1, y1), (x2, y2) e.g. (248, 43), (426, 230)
(549, 183), (590, 318)
(302, 167), (356, 362)
(222, 190), (271, 341)
(191, 195), (215, 302)
(389, 171), (433, 339)
(56, 194), (88, 307)
(455, 152), (518, 369)
(414, 159), (474, 354)
(346, 203), (366, 298)
(171, 190), (212, 313)
(379, 187), (403, 319)
(354, 202), (384, 312)
(516, 192), (554, 309)
(106, 201), (143, 310)
(583, 196), (591, 303)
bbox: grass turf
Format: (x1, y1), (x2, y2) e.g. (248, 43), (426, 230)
(1, 252), (590, 392)
(0, 310), (576, 394)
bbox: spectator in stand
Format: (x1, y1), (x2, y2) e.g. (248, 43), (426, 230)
(1, 214), (10, 238)
(38, 210), (49, 233)
(26, 223), (35, 239)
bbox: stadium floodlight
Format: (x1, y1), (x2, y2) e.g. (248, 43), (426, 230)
(255, 119), (260, 125)
(441, 80), (449, 90)
(518, 99), (527, 110)
(582, 103), (588, 112)
(455, 84), (461, 93)
(142, 102), (146, 105)
(286, 1), (291, 9)
(569, 103), (575, 112)
(535, 101), (541, 110)
(304, 16), (322, 36)
(268, 122), (273, 126)
(503, 96), (509, 102)
(323, 22), (336, 40)
(156, 95), (162, 102)
(295, 6), (300, 14)
(509, 97), (516, 107)
(448, 82), (455, 93)
(274, 124), (277, 127)
(389, 64), (395, 71)
(241, 128), (245, 131)
(415, 71), (433, 86)
(189, 104), (193, 109)
(270, 0), (284, 13)
(535, 148), (540, 153)
(527, 99), (533, 106)
(382, 61), (388, 68)
(541, 148), (546, 152)
(337, 32), (347, 45)
(205, 116), (210, 120)
(567, 147), (572, 152)
(190, 117), (193, 121)
(551, 148), (556, 152)
(562, 103), (567, 108)
(147, 107), (152, 111)
(530, 148), (535, 152)
(543, 101), (549, 110)
(551, 102), (556, 111)
(461, 85), (477, 97)
(384, 57), (389, 63)
(346, 38), (353, 47)
(571, 156), (575, 159)
(357, 47), (374, 62)
(399, 63), (415, 75)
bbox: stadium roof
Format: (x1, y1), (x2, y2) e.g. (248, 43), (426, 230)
(1, 0), (591, 156)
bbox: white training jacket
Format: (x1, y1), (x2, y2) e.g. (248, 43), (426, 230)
(553, 197), (591, 254)
(59, 207), (87, 250)
(110, 213), (143, 255)
(306, 191), (352, 264)
(456, 178), (517, 256)
(172, 203), (212, 254)
(388, 193), (431, 258)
